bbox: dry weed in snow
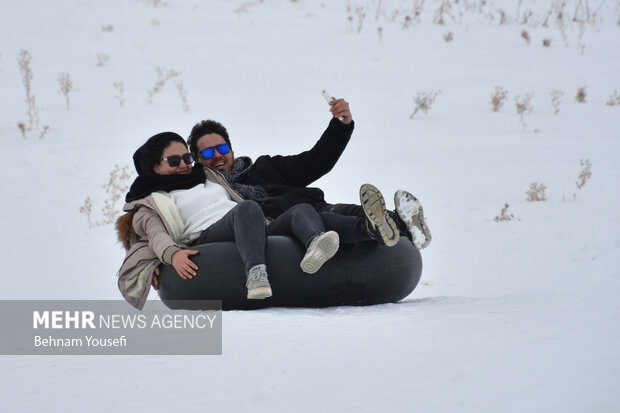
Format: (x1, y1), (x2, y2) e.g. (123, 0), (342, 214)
(433, 0), (454, 25)
(80, 165), (134, 228)
(576, 86), (587, 103)
(606, 90), (620, 106)
(521, 30), (531, 44)
(576, 159), (592, 190)
(410, 89), (442, 119)
(57, 72), (73, 110)
(550, 89), (564, 114)
(491, 86), (508, 112)
(146, 66), (179, 104)
(97, 53), (110, 67)
(114, 81), (125, 107)
(526, 182), (547, 202)
(495, 203), (516, 222)
(175, 80), (191, 112)
(515, 93), (534, 130)
(17, 49), (39, 137)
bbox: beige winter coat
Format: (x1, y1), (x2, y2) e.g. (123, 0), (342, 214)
(116, 167), (244, 309)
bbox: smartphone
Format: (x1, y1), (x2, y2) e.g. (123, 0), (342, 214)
(321, 89), (344, 121)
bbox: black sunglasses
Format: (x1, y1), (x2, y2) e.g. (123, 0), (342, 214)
(161, 153), (194, 167)
(200, 143), (231, 159)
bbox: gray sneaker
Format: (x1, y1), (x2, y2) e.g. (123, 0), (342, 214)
(394, 190), (432, 249)
(246, 264), (272, 299)
(300, 231), (340, 274)
(360, 184), (400, 247)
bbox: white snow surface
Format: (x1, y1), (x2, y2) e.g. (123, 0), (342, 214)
(1, 0), (619, 411)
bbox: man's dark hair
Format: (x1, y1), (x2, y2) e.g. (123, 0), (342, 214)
(188, 120), (232, 155)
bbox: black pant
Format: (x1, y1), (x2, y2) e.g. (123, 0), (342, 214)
(195, 201), (266, 273)
(318, 203), (410, 244)
(267, 204), (325, 248)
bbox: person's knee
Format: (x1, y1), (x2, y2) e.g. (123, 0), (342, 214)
(238, 200), (263, 218)
(291, 203), (315, 217)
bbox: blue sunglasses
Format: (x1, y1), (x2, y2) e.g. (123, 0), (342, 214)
(200, 143), (231, 159)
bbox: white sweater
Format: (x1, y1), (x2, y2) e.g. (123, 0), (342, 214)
(163, 182), (237, 244)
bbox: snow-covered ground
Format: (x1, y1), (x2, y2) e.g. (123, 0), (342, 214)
(1, 0), (619, 411)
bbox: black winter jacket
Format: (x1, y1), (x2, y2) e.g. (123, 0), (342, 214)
(230, 118), (354, 219)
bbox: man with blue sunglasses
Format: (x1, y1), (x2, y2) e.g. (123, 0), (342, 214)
(187, 97), (431, 250)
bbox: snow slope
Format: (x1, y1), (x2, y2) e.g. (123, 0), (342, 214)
(1, 0), (619, 411)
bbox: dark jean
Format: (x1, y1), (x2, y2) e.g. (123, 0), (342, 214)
(318, 203), (410, 244)
(195, 201), (266, 274)
(267, 204), (325, 248)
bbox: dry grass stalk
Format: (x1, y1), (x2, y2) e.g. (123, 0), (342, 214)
(434, 0), (453, 25)
(491, 86), (508, 112)
(550, 89), (564, 114)
(80, 197), (94, 227)
(520, 9), (533, 25)
(576, 159), (592, 189)
(605, 90), (620, 106)
(402, 15), (413, 29)
(375, 0), (383, 21)
(39, 126), (50, 140)
(515, 93), (534, 130)
(555, 1), (569, 47)
(97, 53), (110, 67)
(235, 1), (261, 13)
(498, 9), (509, 25)
(175, 80), (191, 112)
(572, 0), (603, 53)
(433, 0), (454, 25)
(403, 0), (424, 28)
(17, 123), (26, 138)
(348, 6), (366, 33)
(17, 49), (39, 136)
(81, 164), (134, 227)
(577, 21), (586, 54)
(146, 66), (179, 104)
(409, 89), (441, 119)
(495, 203), (516, 222)
(57, 72), (73, 110)
(443, 31), (454, 42)
(413, 0), (425, 22)
(526, 182), (547, 202)
(576, 86), (587, 102)
(114, 81), (125, 107)
(521, 30), (531, 44)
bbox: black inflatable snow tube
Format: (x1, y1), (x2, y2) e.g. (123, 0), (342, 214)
(157, 236), (422, 310)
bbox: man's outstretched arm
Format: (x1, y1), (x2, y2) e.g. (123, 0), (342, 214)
(270, 97), (355, 187)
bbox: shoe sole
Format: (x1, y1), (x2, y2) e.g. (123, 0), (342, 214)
(247, 286), (273, 300)
(394, 190), (432, 249)
(360, 184), (399, 247)
(300, 231), (340, 274)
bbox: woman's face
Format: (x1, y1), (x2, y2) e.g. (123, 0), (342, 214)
(153, 141), (193, 175)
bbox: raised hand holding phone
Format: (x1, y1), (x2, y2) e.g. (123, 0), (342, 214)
(321, 89), (352, 124)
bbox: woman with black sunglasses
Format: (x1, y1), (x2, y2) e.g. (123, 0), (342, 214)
(116, 132), (340, 309)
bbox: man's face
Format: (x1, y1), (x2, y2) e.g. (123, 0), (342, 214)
(195, 133), (235, 172)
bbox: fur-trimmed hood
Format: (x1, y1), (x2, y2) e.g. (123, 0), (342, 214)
(116, 210), (136, 250)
